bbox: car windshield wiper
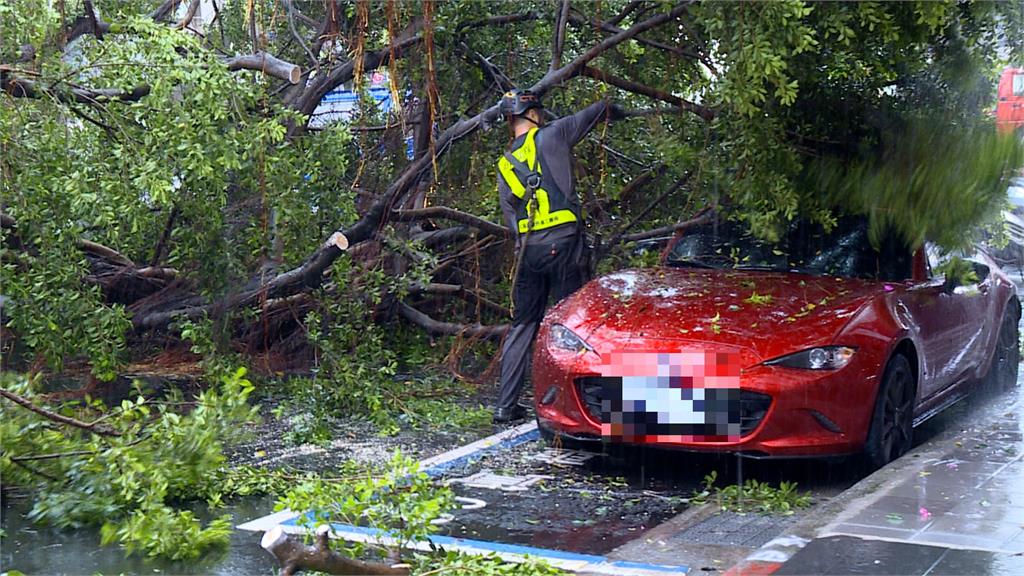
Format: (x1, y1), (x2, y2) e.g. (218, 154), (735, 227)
(734, 264), (784, 271)
(667, 258), (719, 269)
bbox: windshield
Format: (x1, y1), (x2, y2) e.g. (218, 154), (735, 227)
(667, 217), (913, 281)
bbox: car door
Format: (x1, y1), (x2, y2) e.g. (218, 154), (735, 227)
(898, 247), (990, 400)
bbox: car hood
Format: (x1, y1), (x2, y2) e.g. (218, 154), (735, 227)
(560, 267), (887, 364)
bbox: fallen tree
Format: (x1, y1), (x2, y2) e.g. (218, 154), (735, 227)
(2, 0), (720, 366)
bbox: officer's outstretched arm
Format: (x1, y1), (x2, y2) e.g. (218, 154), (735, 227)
(554, 98), (620, 147)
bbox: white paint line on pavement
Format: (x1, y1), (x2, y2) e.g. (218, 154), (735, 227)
(419, 420), (539, 475)
(237, 509), (299, 533)
(726, 533), (810, 571)
(263, 521), (689, 575)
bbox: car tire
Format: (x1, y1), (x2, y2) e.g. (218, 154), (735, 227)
(863, 354), (915, 470)
(982, 304), (1020, 392)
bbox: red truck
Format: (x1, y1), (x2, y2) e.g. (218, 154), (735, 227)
(997, 67), (1024, 135)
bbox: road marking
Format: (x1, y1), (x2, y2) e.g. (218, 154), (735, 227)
(266, 520), (689, 575)
(420, 420), (540, 476)
(430, 496), (489, 525)
(722, 534), (809, 576)
(447, 470), (553, 491)
(526, 447), (598, 466)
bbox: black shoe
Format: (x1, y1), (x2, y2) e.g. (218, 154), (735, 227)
(493, 404), (527, 423)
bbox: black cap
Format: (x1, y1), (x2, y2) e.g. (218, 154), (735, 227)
(499, 89), (542, 119)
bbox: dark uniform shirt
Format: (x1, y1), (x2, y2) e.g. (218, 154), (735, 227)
(498, 99), (615, 247)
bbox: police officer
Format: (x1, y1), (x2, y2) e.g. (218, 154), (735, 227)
(493, 89), (622, 422)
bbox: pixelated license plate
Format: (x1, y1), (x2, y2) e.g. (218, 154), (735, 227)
(597, 351), (742, 442)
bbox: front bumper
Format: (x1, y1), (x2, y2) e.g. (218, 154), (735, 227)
(532, 339), (886, 457)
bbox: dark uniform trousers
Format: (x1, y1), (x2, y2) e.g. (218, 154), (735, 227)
(497, 232), (583, 410)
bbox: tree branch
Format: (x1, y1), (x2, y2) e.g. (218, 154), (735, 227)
(392, 207), (510, 238)
(262, 525), (408, 576)
(567, 9), (702, 61)
(615, 166), (667, 207)
(10, 458), (61, 482)
(398, 303), (507, 339)
(66, 1), (111, 44)
(621, 206), (712, 243)
(535, 1), (693, 92)
(310, 0), (341, 60)
(226, 52), (302, 84)
(617, 106), (690, 118)
(295, 18), (423, 118)
(150, 205), (179, 266)
(1, 73), (150, 104)
(11, 435), (148, 462)
(551, 0), (572, 71)
(176, 0), (201, 30)
(409, 282), (507, 316)
(455, 12), (543, 34)
(581, 66), (714, 121)
(607, 0), (644, 26)
(457, 43), (515, 92)
(84, 0), (105, 40)
(410, 227), (471, 247)
(282, 0), (317, 67)
(0, 388), (121, 437)
(77, 238), (135, 267)
(67, 103), (117, 135)
(605, 173), (692, 250)
(150, 0), (184, 22)
(11, 448), (96, 462)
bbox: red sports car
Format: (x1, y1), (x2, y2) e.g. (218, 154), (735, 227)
(533, 218), (1020, 467)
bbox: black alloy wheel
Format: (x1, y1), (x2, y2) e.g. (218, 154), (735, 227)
(983, 305), (1021, 391)
(864, 354), (915, 470)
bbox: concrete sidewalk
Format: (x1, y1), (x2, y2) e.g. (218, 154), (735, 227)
(726, 385), (1024, 576)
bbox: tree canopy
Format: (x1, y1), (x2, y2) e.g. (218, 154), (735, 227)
(1, 0), (1022, 398)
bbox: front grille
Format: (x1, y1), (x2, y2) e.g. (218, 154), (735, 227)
(575, 377), (772, 438)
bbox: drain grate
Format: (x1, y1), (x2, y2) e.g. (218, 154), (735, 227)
(675, 511), (796, 547)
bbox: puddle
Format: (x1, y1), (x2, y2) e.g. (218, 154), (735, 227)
(0, 494), (278, 576)
(432, 440), (698, 554)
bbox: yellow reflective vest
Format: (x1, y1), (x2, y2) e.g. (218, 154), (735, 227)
(497, 128), (579, 234)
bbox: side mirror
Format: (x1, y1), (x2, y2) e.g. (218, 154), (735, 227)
(970, 261), (990, 283)
(941, 275), (960, 295)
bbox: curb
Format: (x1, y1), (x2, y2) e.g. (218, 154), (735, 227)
(721, 432), (965, 575)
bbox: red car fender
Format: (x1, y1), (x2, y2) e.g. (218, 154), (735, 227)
(972, 256), (1020, 380)
(831, 292), (918, 439)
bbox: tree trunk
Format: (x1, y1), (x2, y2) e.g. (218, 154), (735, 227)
(261, 525), (409, 576)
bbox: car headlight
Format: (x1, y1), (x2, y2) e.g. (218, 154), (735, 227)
(550, 323), (594, 354)
(765, 346), (856, 370)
